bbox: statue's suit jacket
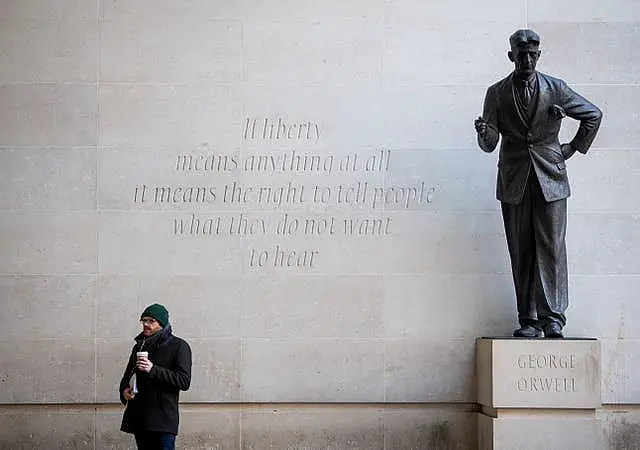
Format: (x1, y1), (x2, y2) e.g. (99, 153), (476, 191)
(478, 71), (602, 204)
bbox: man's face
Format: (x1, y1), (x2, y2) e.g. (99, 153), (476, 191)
(509, 43), (540, 77)
(140, 316), (162, 336)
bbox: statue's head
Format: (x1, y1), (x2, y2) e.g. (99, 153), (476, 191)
(508, 29), (541, 78)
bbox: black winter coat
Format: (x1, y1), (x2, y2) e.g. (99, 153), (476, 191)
(119, 325), (192, 435)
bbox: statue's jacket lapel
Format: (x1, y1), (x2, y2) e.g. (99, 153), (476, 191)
(495, 72), (570, 204)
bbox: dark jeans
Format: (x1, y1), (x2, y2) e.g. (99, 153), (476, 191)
(134, 432), (176, 450)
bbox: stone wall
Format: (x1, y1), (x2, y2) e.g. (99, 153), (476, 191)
(0, 0), (639, 448)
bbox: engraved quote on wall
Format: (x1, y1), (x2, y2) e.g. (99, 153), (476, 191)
(130, 117), (439, 270)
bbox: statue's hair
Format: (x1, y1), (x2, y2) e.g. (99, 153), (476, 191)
(509, 29), (540, 49)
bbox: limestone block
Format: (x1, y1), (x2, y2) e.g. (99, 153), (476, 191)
(381, 85), (486, 150)
(570, 150), (640, 215)
(0, 340), (95, 403)
(0, 19), (97, 83)
(384, 0), (523, 23)
(99, 84), (241, 149)
(102, 0), (385, 22)
(601, 338), (640, 404)
(479, 413), (601, 450)
(532, 23), (640, 84)
(477, 338), (601, 409)
(181, 339), (242, 403)
(241, 406), (384, 450)
(98, 211), (243, 275)
(601, 407), (640, 450)
(95, 339), (133, 403)
(100, 0), (235, 21)
(101, 19), (241, 83)
(95, 409), (142, 449)
(97, 275), (243, 339)
(385, 338), (474, 402)
(177, 408), (241, 449)
(240, 339), (384, 402)
(0, 148), (96, 210)
(382, 21), (516, 86)
(0, 85), (97, 146)
(237, 0), (385, 22)
(241, 273), (384, 338)
(240, 85), (385, 149)
(379, 211), (509, 275)
(96, 405), (241, 449)
(528, 0), (640, 22)
(569, 86), (640, 149)
(0, 211), (98, 275)
(0, 275), (96, 340)
(568, 275), (640, 339)
(242, 20), (383, 87)
(0, 0), (96, 20)
(568, 214), (640, 275)
(381, 274), (514, 340)
(384, 149), (496, 213)
(384, 406), (477, 450)
(0, 409), (94, 449)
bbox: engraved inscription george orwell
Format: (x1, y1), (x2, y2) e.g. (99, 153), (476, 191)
(516, 353), (579, 394)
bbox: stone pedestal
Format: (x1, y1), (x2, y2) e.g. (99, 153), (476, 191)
(476, 338), (601, 450)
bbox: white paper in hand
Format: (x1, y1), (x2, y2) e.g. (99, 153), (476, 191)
(130, 373), (138, 394)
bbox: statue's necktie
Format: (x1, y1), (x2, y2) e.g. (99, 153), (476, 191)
(522, 79), (532, 109)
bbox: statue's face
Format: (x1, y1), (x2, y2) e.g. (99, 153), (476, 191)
(508, 43), (541, 77)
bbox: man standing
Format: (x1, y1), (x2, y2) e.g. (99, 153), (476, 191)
(119, 303), (192, 449)
(475, 29), (602, 338)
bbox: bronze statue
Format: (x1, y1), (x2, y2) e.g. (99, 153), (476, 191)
(475, 29), (602, 338)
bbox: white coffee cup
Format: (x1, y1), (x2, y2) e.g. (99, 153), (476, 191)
(136, 351), (148, 361)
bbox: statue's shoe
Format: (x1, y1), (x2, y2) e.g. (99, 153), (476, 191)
(543, 322), (564, 339)
(513, 325), (541, 338)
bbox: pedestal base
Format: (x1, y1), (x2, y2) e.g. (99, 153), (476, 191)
(478, 412), (601, 450)
(477, 337), (600, 409)
(476, 337), (602, 450)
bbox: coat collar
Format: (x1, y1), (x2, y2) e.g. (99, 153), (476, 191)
(530, 72), (552, 130)
(134, 324), (173, 350)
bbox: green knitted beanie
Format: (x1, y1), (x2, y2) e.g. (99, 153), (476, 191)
(140, 303), (169, 328)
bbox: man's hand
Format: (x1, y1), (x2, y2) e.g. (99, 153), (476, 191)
(475, 116), (487, 136)
(123, 387), (135, 401)
(136, 355), (154, 373)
